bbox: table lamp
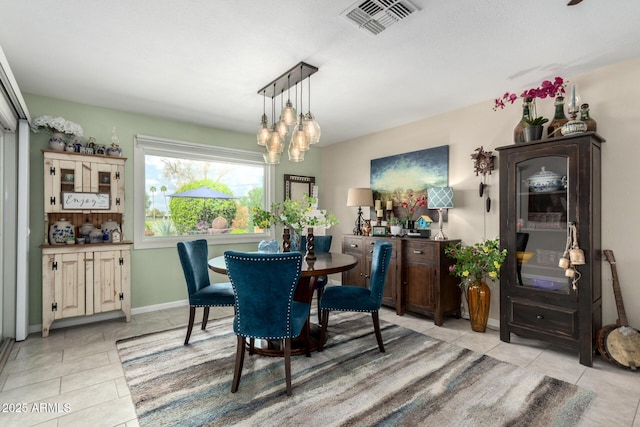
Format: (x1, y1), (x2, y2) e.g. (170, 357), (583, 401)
(347, 188), (374, 235)
(428, 187), (454, 240)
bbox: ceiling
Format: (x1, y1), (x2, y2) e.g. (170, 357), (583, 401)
(1, 0), (639, 146)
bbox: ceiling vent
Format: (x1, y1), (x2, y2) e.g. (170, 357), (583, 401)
(341, 0), (419, 35)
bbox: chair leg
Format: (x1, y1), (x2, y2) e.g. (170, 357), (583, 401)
(316, 287), (324, 324)
(184, 306), (196, 345)
(231, 336), (246, 393)
(284, 338), (292, 396)
(372, 311), (385, 353)
(201, 307), (210, 330)
(249, 338), (255, 355)
(319, 310), (329, 352)
(304, 319), (311, 357)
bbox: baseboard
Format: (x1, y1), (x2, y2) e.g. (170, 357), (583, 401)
(28, 299), (190, 336)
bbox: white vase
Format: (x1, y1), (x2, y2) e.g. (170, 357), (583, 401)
(49, 133), (66, 151)
(49, 218), (74, 245)
(390, 225), (403, 236)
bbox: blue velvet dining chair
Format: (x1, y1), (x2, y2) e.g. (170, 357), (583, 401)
(319, 240), (393, 353)
(300, 234), (332, 322)
(224, 251), (309, 396)
(177, 239), (235, 345)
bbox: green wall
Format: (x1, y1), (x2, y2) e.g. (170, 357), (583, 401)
(25, 94), (322, 325)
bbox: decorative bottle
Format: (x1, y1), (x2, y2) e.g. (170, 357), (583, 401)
(580, 103), (597, 132)
(513, 97), (532, 143)
(547, 96), (569, 138)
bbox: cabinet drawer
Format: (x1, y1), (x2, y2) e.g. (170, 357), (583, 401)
(365, 238), (397, 260)
(343, 236), (363, 257)
(509, 299), (577, 339)
(404, 240), (435, 264)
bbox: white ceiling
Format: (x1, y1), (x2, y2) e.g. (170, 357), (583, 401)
(1, 0), (639, 146)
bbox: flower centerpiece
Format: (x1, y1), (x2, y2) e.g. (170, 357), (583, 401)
(251, 194), (338, 251)
(31, 115), (84, 151)
(400, 191), (427, 227)
(31, 115), (84, 137)
(444, 238), (507, 332)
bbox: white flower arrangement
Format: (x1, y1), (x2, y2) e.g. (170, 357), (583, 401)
(31, 115), (84, 137)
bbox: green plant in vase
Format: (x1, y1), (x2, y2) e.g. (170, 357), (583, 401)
(445, 238), (507, 332)
(251, 194), (338, 251)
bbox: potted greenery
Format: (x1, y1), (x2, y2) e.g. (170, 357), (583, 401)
(523, 116), (549, 142)
(444, 238), (507, 332)
(251, 194), (338, 251)
(389, 217), (403, 236)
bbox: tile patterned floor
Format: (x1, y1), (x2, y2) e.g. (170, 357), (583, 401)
(1, 305), (638, 426)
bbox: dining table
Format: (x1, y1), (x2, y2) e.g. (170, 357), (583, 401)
(208, 251), (358, 356)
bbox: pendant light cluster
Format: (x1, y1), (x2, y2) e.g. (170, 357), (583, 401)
(257, 62), (321, 164)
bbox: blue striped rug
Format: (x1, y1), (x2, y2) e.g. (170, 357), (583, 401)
(116, 312), (595, 426)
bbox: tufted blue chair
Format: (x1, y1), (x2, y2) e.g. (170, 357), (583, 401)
(319, 240), (393, 353)
(177, 239), (235, 345)
(300, 234), (333, 321)
(224, 251), (309, 396)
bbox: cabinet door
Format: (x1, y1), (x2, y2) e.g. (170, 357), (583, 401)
(93, 250), (123, 313)
(90, 161), (125, 213)
(342, 236), (366, 287)
(44, 158), (83, 213)
(403, 241), (436, 313)
(510, 153), (576, 300)
(364, 237), (398, 307)
(51, 252), (86, 319)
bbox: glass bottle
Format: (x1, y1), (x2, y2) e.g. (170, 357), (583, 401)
(580, 103), (597, 132)
(547, 96), (569, 138)
(514, 97), (532, 143)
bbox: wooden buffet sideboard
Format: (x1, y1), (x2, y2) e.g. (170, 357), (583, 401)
(342, 235), (461, 325)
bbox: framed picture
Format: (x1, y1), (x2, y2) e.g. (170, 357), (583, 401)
(372, 226), (387, 237)
(61, 192), (110, 210)
(284, 174), (315, 202)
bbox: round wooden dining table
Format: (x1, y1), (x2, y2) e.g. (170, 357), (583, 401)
(208, 251), (358, 356)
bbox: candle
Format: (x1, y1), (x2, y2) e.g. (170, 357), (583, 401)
(376, 209), (383, 218)
(386, 200), (393, 210)
(571, 85), (576, 107)
(375, 199), (381, 210)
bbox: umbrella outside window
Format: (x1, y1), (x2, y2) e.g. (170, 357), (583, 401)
(168, 187), (236, 233)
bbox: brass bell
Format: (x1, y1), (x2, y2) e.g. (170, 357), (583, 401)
(569, 247), (585, 265)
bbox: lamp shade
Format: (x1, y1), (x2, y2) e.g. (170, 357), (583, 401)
(428, 187), (454, 209)
(347, 188), (374, 207)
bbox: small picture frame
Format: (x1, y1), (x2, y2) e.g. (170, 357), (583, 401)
(372, 226), (387, 237)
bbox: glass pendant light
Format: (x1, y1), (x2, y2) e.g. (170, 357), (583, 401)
(282, 74), (297, 126)
(267, 125), (285, 154)
(257, 90), (270, 146)
(263, 150), (281, 165)
(276, 89), (289, 138)
(288, 138), (305, 162)
(292, 114), (309, 151)
(303, 76), (321, 145)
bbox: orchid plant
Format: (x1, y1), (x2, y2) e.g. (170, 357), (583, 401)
(493, 77), (567, 126)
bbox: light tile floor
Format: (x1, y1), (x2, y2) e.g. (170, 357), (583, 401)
(1, 306), (638, 426)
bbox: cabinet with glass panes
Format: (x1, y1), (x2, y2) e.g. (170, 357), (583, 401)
(497, 132), (604, 366)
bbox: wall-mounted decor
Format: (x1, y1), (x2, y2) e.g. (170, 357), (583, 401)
(370, 145), (449, 222)
(284, 174), (315, 202)
(61, 192), (110, 210)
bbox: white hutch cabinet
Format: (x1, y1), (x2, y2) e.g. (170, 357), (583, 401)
(41, 150), (131, 337)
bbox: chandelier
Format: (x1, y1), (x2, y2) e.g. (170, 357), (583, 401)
(257, 62), (321, 164)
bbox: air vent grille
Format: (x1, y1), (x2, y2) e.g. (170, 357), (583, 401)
(341, 0), (419, 35)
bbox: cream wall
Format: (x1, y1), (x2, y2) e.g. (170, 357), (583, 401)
(322, 57), (640, 328)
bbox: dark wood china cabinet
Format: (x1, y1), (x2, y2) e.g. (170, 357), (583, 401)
(497, 132), (604, 366)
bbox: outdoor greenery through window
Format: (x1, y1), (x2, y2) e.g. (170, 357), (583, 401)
(134, 135), (273, 249)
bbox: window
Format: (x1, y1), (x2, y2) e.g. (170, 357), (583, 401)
(133, 134), (274, 249)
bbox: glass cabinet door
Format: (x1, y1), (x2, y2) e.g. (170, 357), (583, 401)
(514, 156), (570, 294)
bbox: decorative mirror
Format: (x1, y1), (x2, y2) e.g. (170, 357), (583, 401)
(284, 174), (315, 202)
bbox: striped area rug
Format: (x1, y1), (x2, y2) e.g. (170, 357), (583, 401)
(116, 312), (594, 426)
